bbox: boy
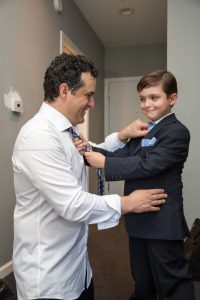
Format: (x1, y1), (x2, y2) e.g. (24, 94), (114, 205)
(83, 70), (195, 300)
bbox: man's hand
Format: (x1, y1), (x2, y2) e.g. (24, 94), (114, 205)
(84, 151), (105, 168)
(120, 189), (167, 214)
(118, 119), (149, 142)
(73, 133), (92, 155)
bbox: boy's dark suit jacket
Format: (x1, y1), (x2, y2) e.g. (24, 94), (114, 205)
(94, 113), (190, 240)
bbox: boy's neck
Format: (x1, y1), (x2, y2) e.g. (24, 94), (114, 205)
(149, 112), (173, 124)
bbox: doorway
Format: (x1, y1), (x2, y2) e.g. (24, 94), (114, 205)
(104, 76), (145, 195)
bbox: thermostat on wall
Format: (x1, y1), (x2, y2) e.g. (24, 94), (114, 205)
(4, 87), (23, 113)
(54, 0), (63, 13)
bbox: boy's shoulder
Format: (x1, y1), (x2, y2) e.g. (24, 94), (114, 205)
(157, 114), (190, 139)
(173, 115), (190, 134)
(163, 113), (190, 133)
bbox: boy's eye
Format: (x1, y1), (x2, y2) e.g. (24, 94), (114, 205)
(151, 96), (159, 100)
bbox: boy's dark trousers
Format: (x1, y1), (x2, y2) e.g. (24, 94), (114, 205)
(129, 237), (195, 300)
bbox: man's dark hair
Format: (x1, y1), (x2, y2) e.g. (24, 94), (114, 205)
(137, 70), (178, 97)
(43, 53), (98, 102)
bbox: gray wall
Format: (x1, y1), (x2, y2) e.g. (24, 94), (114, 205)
(0, 0), (104, 266)
(168, 0), (200, 228)
(105, 43), (167, 78)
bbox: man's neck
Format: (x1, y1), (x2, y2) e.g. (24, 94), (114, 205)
(44, 100), (75, 124)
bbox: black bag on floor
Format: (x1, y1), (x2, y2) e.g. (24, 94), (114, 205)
(0, 279), (13, 300)
(184, 218), (200, 280)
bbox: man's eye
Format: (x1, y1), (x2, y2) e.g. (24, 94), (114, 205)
(86, 94), (93, 100)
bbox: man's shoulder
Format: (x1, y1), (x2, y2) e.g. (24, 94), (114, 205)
(15, 112), (59, 148)
(20, 112), (55, 135)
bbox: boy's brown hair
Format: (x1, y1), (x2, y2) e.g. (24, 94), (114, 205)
(137, 70), (178, 98)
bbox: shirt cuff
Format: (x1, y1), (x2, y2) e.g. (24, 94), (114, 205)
(104, 132), (126, 151)
(97, 194), (121, 230)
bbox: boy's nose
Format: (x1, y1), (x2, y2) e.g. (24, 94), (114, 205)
(144, 99), (151, 107)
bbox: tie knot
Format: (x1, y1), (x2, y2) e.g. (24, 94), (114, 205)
(68, 127), (88, 152)
(148, 121), (156, 131)
(68, 127), (80, 139)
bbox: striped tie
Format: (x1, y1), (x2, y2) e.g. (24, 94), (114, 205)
(68, 127), (88, 152)
(68, 127), (104, 196)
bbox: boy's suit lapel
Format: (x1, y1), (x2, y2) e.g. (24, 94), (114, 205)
(131, 113), (177, 156)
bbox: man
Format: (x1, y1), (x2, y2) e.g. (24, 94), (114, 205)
(12, 53), (167, 300)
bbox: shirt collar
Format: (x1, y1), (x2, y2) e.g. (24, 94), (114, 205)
(153, 112), (173, 125)
(39, 102), (73, 132)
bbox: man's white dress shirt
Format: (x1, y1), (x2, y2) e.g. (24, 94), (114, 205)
(12, 103), (124, 300)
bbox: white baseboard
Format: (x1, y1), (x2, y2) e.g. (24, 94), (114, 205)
(0, 260), (13, 278)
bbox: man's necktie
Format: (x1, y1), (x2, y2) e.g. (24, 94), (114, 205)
(68, 127), (104, 196)
(68, 126), (88, 152)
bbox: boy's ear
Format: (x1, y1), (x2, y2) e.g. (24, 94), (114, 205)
(169, 93), (177, 106)
(59, 83), (70, 99)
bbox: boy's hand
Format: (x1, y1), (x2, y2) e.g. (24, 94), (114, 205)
(118, 119), (149, 142)
(84, 151), (105, 168)
(73, 133), (92, 155)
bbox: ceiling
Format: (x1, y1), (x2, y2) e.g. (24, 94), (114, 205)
(73, 0), (167, 48)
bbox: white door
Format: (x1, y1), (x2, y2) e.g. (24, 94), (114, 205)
(104, 77), (146, 195)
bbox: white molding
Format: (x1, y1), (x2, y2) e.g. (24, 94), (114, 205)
(104, 76), (141, 137)
(0, 260), (13, 278)
(59, 30), (82, 55)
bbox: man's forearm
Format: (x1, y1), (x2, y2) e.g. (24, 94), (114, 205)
(120, 189), (167, 214)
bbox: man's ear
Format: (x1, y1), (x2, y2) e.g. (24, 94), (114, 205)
(59, 83), (69, 99)
(169, 93), (177, 106)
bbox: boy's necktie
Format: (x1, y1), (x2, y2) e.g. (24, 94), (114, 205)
(148, 121), (156, 131)
(68, 127), (104, 196)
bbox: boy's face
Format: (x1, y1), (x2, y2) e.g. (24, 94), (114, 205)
(139, 83), (177, 122)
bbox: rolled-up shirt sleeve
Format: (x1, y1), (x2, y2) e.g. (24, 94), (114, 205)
(90, 132), (125, 151)
(13, 127), (121, 229)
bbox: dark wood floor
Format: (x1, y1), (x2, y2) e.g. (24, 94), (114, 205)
(88, 218), (200, 300)
(3, 219), (200, 299)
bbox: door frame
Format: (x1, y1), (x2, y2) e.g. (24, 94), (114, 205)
(104, 76), (141, 137)
(104, 76), (141, 194)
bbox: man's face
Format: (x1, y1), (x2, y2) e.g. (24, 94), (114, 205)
(139, 84), (176, 122)
(67, 72), (96, 125)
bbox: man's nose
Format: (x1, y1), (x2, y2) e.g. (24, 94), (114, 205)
(88, 96), (95, 108)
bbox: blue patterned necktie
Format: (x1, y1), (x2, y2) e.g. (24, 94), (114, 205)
(68, 126), (88, 152)
(68, 127), (104, 196)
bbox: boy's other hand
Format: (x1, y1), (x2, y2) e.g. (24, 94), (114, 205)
(84, 151), (105, 168)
